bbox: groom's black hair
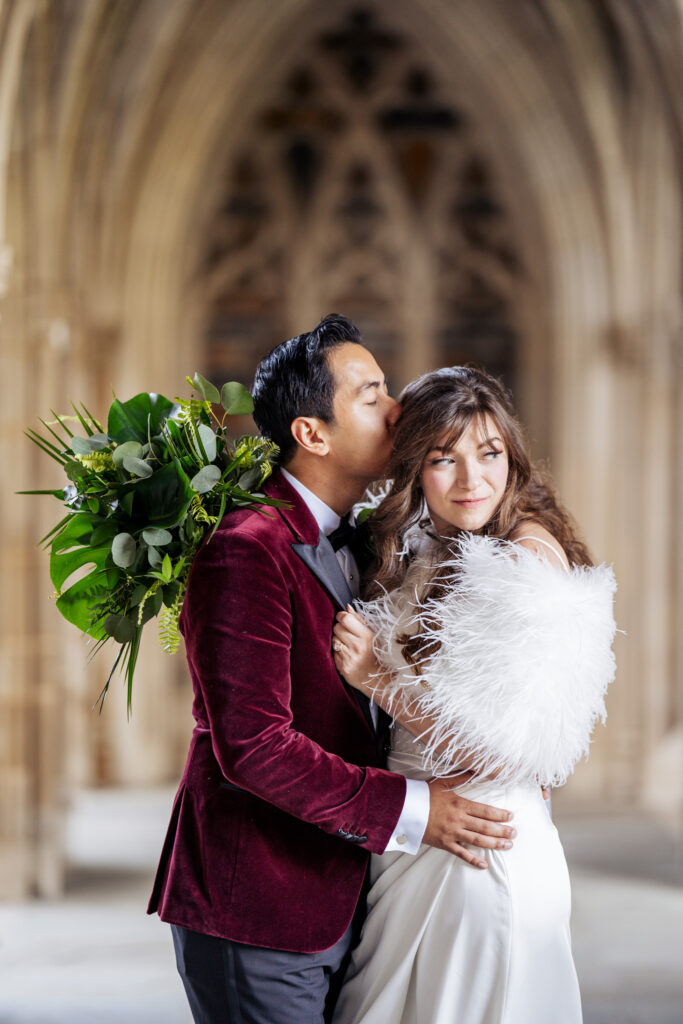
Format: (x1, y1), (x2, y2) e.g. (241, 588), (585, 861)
(252, 313), (363, 465)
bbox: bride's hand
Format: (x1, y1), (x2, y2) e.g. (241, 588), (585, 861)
(332, 607), (380, 695)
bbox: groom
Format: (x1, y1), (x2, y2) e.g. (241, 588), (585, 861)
(148, 315), (516, 1024)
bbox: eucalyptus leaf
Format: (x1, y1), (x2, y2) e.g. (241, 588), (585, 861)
(89, 433), (111, 449)
(65, 459), (87, 481)
(138, 588), (163, 625)
(190, 465), (221, 494)
(192, 372), (220, 404)
(103, 613), (138, 644)
(147, 545), (163, 568)
(238, 467), (262, 491)
(112, 440), (143, 467)
(220, 381), (254, 416)
(70, 436), (100, 456)
(122, 456), (153, 478)
(112, 532), (137, 568)
(194, 423), (217, 464)
(129, 584), (147, 607)
(161, 553), (173, 582)
(142, 527), (172, 546)
(68, 432), (109, 454)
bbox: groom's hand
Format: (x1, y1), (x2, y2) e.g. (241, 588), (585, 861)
(423, 778), (516, 869)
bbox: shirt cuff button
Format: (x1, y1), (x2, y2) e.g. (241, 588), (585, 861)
(396, 834), (408, 846)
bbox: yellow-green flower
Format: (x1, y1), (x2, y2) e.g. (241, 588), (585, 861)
(74, 451), (115, 472)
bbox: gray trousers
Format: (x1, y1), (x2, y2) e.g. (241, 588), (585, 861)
(171, 920), (358, 1024)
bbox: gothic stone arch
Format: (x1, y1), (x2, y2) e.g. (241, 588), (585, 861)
(199, 8), (522, 397)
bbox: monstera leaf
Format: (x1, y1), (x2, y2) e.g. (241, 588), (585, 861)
(50, 514), (119, 639)
(128, 461), (195, 528)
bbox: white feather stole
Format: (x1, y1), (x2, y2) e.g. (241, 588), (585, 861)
(360, 533), (617, 787)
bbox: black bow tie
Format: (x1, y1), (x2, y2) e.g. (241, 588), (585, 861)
(327, 515), (357, 552)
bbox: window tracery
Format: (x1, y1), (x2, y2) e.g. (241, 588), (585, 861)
(201, 5), (521, 391)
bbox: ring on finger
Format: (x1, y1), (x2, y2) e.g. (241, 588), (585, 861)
(332, 640), (345, 653)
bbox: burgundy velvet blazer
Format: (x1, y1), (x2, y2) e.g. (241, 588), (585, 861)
(147, 470), (407, 952)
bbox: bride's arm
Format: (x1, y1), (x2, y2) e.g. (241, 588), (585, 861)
(333, 608), (483, 773)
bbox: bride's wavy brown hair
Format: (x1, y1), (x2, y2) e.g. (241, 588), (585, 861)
(366, 366), (592, 613)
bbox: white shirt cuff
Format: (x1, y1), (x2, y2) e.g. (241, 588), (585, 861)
(384, 779), (430, 854)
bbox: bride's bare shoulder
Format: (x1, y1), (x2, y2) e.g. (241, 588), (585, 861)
(508, 522), (570, 571)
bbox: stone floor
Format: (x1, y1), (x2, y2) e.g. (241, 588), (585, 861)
(0, 788), (682, 1024)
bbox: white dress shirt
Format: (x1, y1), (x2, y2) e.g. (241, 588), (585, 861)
(281, 468), (429, 854)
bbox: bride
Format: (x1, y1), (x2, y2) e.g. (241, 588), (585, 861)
(331, 366), (616, 1024)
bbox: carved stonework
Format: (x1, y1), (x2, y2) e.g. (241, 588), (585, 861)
(201, 5), (522, 391)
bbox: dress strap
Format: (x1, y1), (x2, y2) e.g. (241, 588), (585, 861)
(514, 535), (569, 572)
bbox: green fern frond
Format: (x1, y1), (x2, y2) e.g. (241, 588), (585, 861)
(232, 435), (277, 463)
(232, 435), (280, 484)
(158, 603), (182, 654)
(175, 395), (213, 425)
(158, 577), (188, 654)
(190, 494), (218, 525)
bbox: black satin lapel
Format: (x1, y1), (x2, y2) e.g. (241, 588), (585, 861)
(291, 534), (375, 735)
(291, 532), (355, 611)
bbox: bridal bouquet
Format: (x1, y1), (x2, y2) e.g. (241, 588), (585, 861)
(23, 373), (282, 711)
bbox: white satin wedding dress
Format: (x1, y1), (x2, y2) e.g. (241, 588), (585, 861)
(333, 532), (617, 1024)
(334, 727), (582, 1024)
